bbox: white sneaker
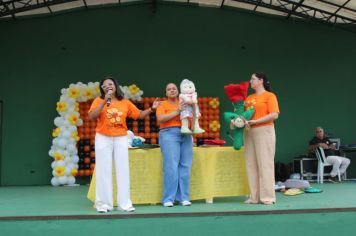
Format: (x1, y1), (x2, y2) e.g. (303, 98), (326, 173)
(125, 206), (135, 212)
(163, 202), (174, 207)
(97, 208), (107, 213)
(117, 206), (135, 212)
(180, 200), (192, 206)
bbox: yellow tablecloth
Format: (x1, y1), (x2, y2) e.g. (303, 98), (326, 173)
(87, 146), (249, 205)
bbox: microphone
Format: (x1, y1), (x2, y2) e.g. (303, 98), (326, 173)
(106, 89), (113, 107)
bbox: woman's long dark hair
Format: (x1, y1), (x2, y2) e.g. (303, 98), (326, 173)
(99, 76), (124, 100)
(254, 72), (271, 92)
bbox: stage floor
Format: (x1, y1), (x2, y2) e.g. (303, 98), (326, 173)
(1, 181), (356, 220)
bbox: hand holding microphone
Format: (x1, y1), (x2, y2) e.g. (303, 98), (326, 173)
(105, 89), (113, 107)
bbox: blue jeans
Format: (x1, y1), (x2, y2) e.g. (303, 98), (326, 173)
(159, 127), (193, 203)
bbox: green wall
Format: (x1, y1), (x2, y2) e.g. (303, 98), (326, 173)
(0, 4), (356, 185)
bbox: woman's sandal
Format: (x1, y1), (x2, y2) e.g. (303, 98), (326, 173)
(244, 199), (258, 204)
(261, 201), (275, 205)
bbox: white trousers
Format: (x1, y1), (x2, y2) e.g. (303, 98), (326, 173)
(326, 155), (350, 177)
(95, 133), (133, 211)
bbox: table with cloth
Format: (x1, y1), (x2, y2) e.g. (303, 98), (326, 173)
(87, 146), (249, 205)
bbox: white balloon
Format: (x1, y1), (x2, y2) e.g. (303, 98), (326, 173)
(68, 126), (77, 132)
(67, 176), (76, 185)
(51, 177), (60, 186)
(60, 95), (67, 101)
(67, 105), (75, 112)
(52, 138), (59, 146)
(63, 120), (71, 127)
(57, 138), (68, 149)
(61, 130), (71, 138)
(60, 88), (67, 95)
(49, 149), (54, 157)
(58, 176), (68, 185)
(54, 117), (64, 126)
(62, 150), (69, 157)
(67, 144), (77, 154)
(77, 119), (83, 126)
(65, 165), (72, 175)
(71, 155), (79, 163)
(51, 161), (57, 169)
(55, 160), (65, 167)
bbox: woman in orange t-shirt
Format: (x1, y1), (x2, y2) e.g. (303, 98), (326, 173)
(156, 83), (193, 207)
(88, 76), (159, 213)
(243, 73), (280, 205)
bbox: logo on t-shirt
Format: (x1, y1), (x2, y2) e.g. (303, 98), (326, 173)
(106, 108), (123, 125)
(244, 99), (256, 110)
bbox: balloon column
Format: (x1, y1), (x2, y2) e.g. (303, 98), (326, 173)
(49, 82), (100, 186)
(223, 81), (255, 150)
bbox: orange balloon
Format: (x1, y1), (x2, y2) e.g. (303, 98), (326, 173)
(78, 170), (84, 177)
(132, 127), (138, 133)
(84, 145), (91, 152)
(90, 163), (96, 170)
(84, 127), (91, 135)
(151, 138), (157, 144)
(150, 133), (157, 139)
(90, 151), (95, 158)
(84, 157), (91, 164)
(84, 169), (91, 176)
(90, 139), (95, 145)
(145, 127), (150, 133)
(208, 115), (215, 121)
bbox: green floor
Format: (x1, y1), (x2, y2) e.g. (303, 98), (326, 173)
(1, 182), (356, 236)
(1, 212), (356, 236)
(1, 181), (356, 218)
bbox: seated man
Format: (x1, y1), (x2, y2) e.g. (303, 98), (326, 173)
(308, 127), (350, 182)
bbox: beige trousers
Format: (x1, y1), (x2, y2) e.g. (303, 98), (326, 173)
(243, 125), (276, 203)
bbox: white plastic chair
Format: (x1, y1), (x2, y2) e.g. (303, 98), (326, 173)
(315, 147), (341, 183)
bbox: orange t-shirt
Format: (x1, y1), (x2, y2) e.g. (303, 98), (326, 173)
(244, 91), (280, 128)
(89, 97), (141, 136)
(156, 100), (181, 129)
